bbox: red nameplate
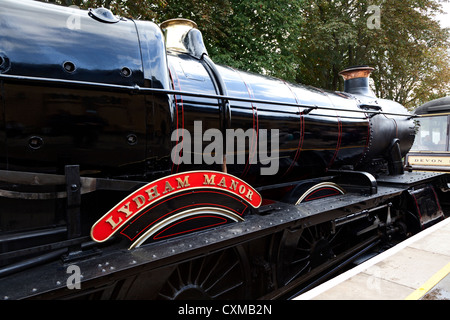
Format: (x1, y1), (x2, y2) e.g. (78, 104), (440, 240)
(90, 171), (262, 243)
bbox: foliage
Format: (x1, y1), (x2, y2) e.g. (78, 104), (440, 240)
(38, 0), (167, 20)
(197, 0), (304, 82)
(39, 0), (303, 81)
(37, 0), (450, 109)
(295, 0), (450, 109)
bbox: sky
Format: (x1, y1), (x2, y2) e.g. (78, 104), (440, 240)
(436, 1), (450, 28)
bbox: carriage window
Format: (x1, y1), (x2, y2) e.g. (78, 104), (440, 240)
(411, 115), (449, 152)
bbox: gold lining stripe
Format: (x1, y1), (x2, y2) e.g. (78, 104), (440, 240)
(128, 207), (243, 249)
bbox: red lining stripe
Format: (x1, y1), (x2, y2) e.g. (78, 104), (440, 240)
(304, 187), (341, 202)
(356, 114), (371, 165)
(241, 76), (258, 178)
(283, 82), (305, 177)
(119, 190), (248, 241)
(169, 67), (184, 174)
(153, 215), (228, 240)
(327, 116), (342, 170)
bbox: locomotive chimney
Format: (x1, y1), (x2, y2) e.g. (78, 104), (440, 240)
(160, 18), (208, 59)
(339, 66), (375, 97)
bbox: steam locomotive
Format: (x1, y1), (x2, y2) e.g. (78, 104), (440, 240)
(0, 0), (447, 300)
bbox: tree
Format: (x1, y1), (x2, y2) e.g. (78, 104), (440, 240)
(39, 0), (304, 82)
(36, 0), (450, 109)
(294, 0), (450, 110)
(368, 0), (450, 108)
(154, 0), (304, 82)
(38, 0), (167, 20)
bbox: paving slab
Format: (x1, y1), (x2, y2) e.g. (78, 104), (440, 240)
(422, 273), (450, 300)
(295, 218), (450, 300)
(312, 273), (413, 300)
(363, 247), (450, 290)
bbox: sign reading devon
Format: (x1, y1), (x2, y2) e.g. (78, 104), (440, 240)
(90, 171), (262, 244)
(407, 155), (450, 166)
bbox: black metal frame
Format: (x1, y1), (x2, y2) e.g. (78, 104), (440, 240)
(0, 167), (447, 299)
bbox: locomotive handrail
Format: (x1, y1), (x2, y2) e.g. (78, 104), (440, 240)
(0, 73), (414, 118)
(0, 169), (146, 200)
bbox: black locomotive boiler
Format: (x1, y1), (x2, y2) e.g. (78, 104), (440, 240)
(0, 0), (448, 300)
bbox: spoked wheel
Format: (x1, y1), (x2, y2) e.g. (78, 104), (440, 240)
(158, 246), (251, 300)
(274, 181), (349, 287)
(274, 222), (347, 287)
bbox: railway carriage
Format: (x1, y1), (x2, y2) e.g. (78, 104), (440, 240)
(405, 97), (450, 172)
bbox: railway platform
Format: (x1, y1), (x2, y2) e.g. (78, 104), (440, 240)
(294, 217), (450, 300)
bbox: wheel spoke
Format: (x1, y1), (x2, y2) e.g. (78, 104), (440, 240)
(157, 247), (249, 300)
(291, 254), (311, 265)
(200, 250), (226, 287)
(285, 261), (311, 285)
(194, 255), (206, 285)
(276, 222), (345, 286)
(205, 260), (239, 293)
(176, 265), (185, 287)
(211, 281), (244, 299)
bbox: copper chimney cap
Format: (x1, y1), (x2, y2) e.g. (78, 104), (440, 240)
(339, 66), (374, 81)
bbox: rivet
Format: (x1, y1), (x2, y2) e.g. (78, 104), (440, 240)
(126, 133), (138, 145)
(28, 136), (43, 150)
(63, 61), (76, 73)
(121, 67), (132, 77)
